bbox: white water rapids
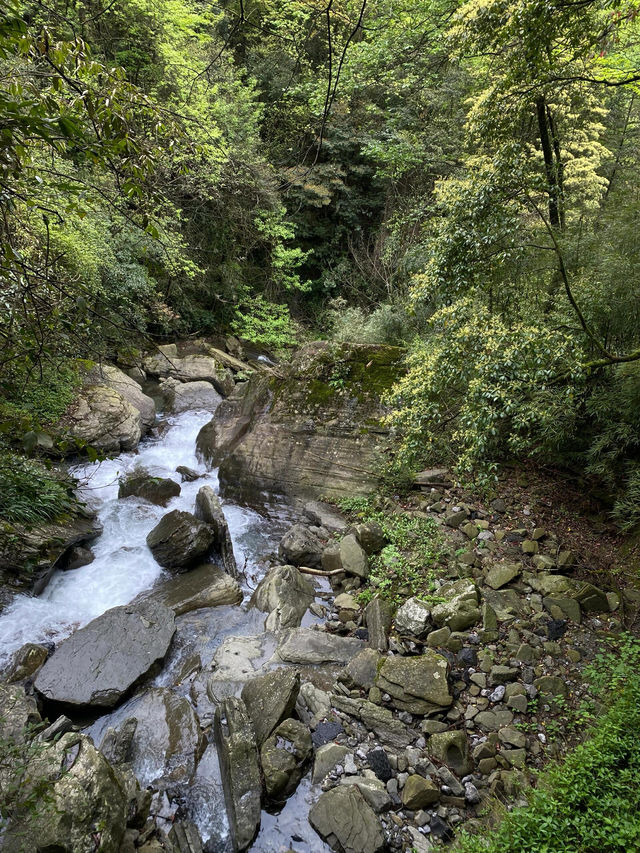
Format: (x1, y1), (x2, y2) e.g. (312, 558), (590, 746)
(0, 409), (263, 667)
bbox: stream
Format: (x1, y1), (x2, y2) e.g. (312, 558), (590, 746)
(0, 405), (332, 853)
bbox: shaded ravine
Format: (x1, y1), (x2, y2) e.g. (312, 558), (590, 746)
(0, 406), (331, 852)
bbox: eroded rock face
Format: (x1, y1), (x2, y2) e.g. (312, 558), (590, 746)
(276, 628), (365, 665)
(146, 509), (216, 570)
(145, 563), (242, 615)
(34, 600), (175, 708)
(1, 733), (127, 853)
(309, 785), (385, 853)
(161, 378), (223, 414)
(194, 486), (237, 576)
(205, 342), (404, 502)
(143, 348), (237, 397)
(87, 363), (156, 432)
(214, 697), (262, 852)
(250, 565), (315, 630)
(60, 384), (142, 453)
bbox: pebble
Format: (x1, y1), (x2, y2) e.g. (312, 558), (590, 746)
(489, 685), (506, 702)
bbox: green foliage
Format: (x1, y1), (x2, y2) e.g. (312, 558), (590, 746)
(0, 450), (76, 526)
(456, 647), (640, 853)
(230, 293), (300, 350)
(336, 496), (447, 604)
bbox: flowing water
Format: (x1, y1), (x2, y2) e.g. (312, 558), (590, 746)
(0, 405), (331, 852)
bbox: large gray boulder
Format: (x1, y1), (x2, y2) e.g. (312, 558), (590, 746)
(194, 486), (237, 576)
(161, 378), (223, 414)
(87, 363), (156, 432)
(146, 509), (216, 570)
(260, 718), (312, 801)
(303, 501), (348, 533)
(278, 523), (324, 568)
(309, 785), (385, 853)
(34, 600), (175, 708)
(375, 651), (452, 715)
(196, 378), (270, 468)
(241, 668), (301, 746)
(144, 349), (237, 397)
(431, 579), (481, 632)
(394, 597), (431, 638)
(145, 563), (242, 615)
(1, 733), (127, 853)
(250, 565), (316, 630)
(60, 384), (142, 453)
(276, 628), (365, 665)
(214, 697), (262, 852)
(322, 534), (369, 578)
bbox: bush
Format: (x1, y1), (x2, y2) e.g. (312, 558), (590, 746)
(0, 451), (76, 527)
(456, 637), (640, 853)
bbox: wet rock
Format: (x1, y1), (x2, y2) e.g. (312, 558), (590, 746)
(339, 648), (381, 691)
(313, 743), (350, 783)
(206, 634), (276, 705)
(241, 668), (301, 746)
(146, 509), (215, 570)
(309, 785), (385, 853)
(214, 697), (262, 852)
(176, 465), (200, 482)
(250, 565), (316, 630)
(99, 717), (138, 765)
(119, 471), (181, 506)
(169, 820), (204, 853)
(431, 579), (481, 632)
(279, 523), (324, 568)
(364, 596), (394, 652)
(375, 651), (452, 714)
(194, 486), (237, 576)
(147, 563), (242, 615)
(401, 774), (440, 809)
(322, 534), (369, 578)
(276, 628), (365, 665)
(1, 733), (127, 853)
(5, 643), (49, 683)
(34, 600), (175, 708)
(260, 718), (313, 800)
(394, 597), (431, 638)
(162, 378), (222, 414)
(428, 730), (471, 776)
(303, 501), (349, 533)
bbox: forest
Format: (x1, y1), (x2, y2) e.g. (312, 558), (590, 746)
(0, 0), (639, 523)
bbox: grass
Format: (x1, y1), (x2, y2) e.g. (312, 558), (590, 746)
(455, 634), (640, 853)
(0, 450), (76, 527)
(336, 496), (447, 606)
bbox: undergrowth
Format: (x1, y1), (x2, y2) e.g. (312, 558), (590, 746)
(455, 634), (640, 853)
(0, 451), (76, 527)
(336, 496), (447, 605)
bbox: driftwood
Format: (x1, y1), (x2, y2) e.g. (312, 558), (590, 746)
(298, 566), (344, 577)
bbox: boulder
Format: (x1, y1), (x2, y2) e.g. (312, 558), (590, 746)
(162, 378), (222, 413)
(59, 543), (94, 570)
(339, 776), (392, 813)
(484, 562), (522, 590)
(146, 509), (216, 570)
(278, 523), (324, 568)
(214, 343), (405, 502)
(144, 350), (237, 397)
(260, 718), (313, 801)
(431, 579), (481, 632)
(375, 652), (452, 715)
(309, 785), (385, 853)
(339, 648), (381, 691)
(322, 534), (369, 578)
(169, 822), (205, 853)
(144, 563), (242, 615)
(241, 668), (301, 746)
(176, 465), (200, 482)
(86, 363), (156, 432)
(196, 378), (270, 468)
(313, 742), (350, 783)
(352, 521), (386, 555)
(59, 384), (141, 453)
(194, 486), (237, 576)
(572, 581), (609, 613)
(5, 643), (49, 683)
(1, 733), (127, 853)
(214, 697), (262, 852)
(428, 730), (472, 776)
(365, 596), (394, 652)
(394, 597), (431, 638)
(250, 565), (315, 630)
(34, 600), (175, 708)
(0, 684), (41, 742)
(303, 501), (349, 533)
(118, 471), (181, 506)
(401, 774), (440, 809)
(100, 688), (203, 786)
(276, 628), (365, 665)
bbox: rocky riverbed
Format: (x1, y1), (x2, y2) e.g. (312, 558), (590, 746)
(0, 339), (636, 853)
